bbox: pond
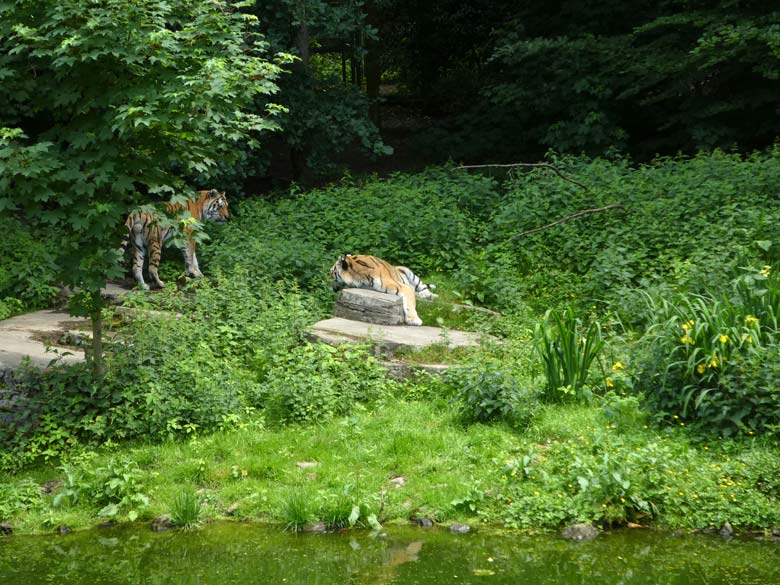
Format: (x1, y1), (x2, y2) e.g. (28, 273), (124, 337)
(1, 523), (779, 584)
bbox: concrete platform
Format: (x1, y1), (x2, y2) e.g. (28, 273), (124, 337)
(0, 282), (134, 370)
(0, 310), (88, 369)
(307, 317), (481, 354)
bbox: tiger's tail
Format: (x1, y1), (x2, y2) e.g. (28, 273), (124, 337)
(397, 266), (438, 299)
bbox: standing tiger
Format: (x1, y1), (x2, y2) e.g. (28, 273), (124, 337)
(330, 254), (437, 326)
(122, 189), (228, 290)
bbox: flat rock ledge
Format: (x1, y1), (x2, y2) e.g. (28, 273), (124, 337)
(307, 317), (481, 356)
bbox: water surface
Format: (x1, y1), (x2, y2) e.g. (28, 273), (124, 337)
(1, 523), (778, 584)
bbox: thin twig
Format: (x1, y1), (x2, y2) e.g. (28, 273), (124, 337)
(509, 204), (627, 240)
(457, 162), (590, 191)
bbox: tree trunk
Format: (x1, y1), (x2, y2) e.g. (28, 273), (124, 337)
(291, 19), (310, 181)
(364, 1), (382, 128)
(89, 303), (105, 380)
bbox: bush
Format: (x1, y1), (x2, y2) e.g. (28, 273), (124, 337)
(261, 343), (391, 425)
(491, 151), (780, 309)
(633, 266), (780, 437)
(205, 168), (492, 291)
(0, 217), (59, 311)
(0, 270), (322, 469)
(446, 358), (540, 428)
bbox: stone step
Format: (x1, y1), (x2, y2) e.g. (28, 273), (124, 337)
(307, 317), (481, 356)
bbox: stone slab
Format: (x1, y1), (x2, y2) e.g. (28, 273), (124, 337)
(307, 317), (481, 354)
(334, 288), (406, 325)
(0, 282), (135, 371)
(0, 310), (88, 369)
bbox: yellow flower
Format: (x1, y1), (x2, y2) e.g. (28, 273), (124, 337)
(681, 320), (694, 331)
(709, 355), (719, 368)
(718, 334), (730, 344)
(680, 335), (695, 345)
(760, 265), (771, 277)
(745, 316), (759, 326)
(611, 361), (624, 373)
(606, 377), (614, 388)
(697, 364), (706, 374)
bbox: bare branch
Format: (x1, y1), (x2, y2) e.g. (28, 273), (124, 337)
(509, 205), (627, 240)
(456, 162), (590, 191)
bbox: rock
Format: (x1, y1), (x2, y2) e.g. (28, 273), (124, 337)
(561, 523), (599, 541)
(302, 522), (327, 534)
(389, 476), (405, 488)
(410, 515), (434, 528)
(151, 515), (173, 532)
(57, 525), (72, 535)
(334, 288), (406, 326)
(296, 461), (319, 469)
(40, 479), (63, 494)
(450, 523), (471, 534)
(307, 317), (481, 357)
(0, 522), (12, 535)
(719, 522), (734, 538)
(381, 361), (450, 380)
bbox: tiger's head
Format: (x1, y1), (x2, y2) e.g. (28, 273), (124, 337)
(330, 253), (357, 292)
(201, 189), (229, 223)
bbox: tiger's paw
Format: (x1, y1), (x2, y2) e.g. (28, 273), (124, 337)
(406, 317), (423, 326)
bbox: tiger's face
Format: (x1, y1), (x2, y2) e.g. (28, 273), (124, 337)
(201, 190), (229, 223)
(330, 254), (352, 291)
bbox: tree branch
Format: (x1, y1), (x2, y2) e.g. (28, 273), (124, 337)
(457, 162), (590, 191)
(509, 204), (627, 240)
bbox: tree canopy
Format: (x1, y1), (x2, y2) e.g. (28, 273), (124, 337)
(0, 0), (288, 293)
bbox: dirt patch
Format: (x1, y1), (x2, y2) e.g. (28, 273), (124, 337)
(29, 330), (86, 351)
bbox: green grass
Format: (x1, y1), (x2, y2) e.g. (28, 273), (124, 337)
(3, 398), (780, 535)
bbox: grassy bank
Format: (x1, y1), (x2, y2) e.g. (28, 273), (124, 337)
(3, 400), (779, 535)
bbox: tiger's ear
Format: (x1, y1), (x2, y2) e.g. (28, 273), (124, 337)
(340, 256), (350, 270)
(209, 189), (218, 196)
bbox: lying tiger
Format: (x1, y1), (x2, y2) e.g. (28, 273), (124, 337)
(330, 254), (437, 326)
(122, 189), (228, 290)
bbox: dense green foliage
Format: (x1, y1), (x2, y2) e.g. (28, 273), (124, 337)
(3, 152), (780, 534)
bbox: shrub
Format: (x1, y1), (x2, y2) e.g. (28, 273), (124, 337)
(0, 217), (59, 310)
(205, 168), (490, 291)
(633, 266), (780, 437)
(492, 151), (780, 309)
(261, 343), (391, 425)
(446, 358), (540, 428)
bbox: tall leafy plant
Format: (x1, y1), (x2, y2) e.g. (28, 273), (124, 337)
(536, 307), (605, 402)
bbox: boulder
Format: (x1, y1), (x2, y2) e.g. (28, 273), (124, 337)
(561, 523), (599, 541)
(334, 288), (406, 325)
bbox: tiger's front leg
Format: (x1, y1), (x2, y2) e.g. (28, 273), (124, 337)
(131, 244), (150, 290)
(397, 283), (423, 326)
(182, 240), (204, 278)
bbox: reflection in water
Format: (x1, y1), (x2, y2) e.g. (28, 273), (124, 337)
(1, 524), (779, 584)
